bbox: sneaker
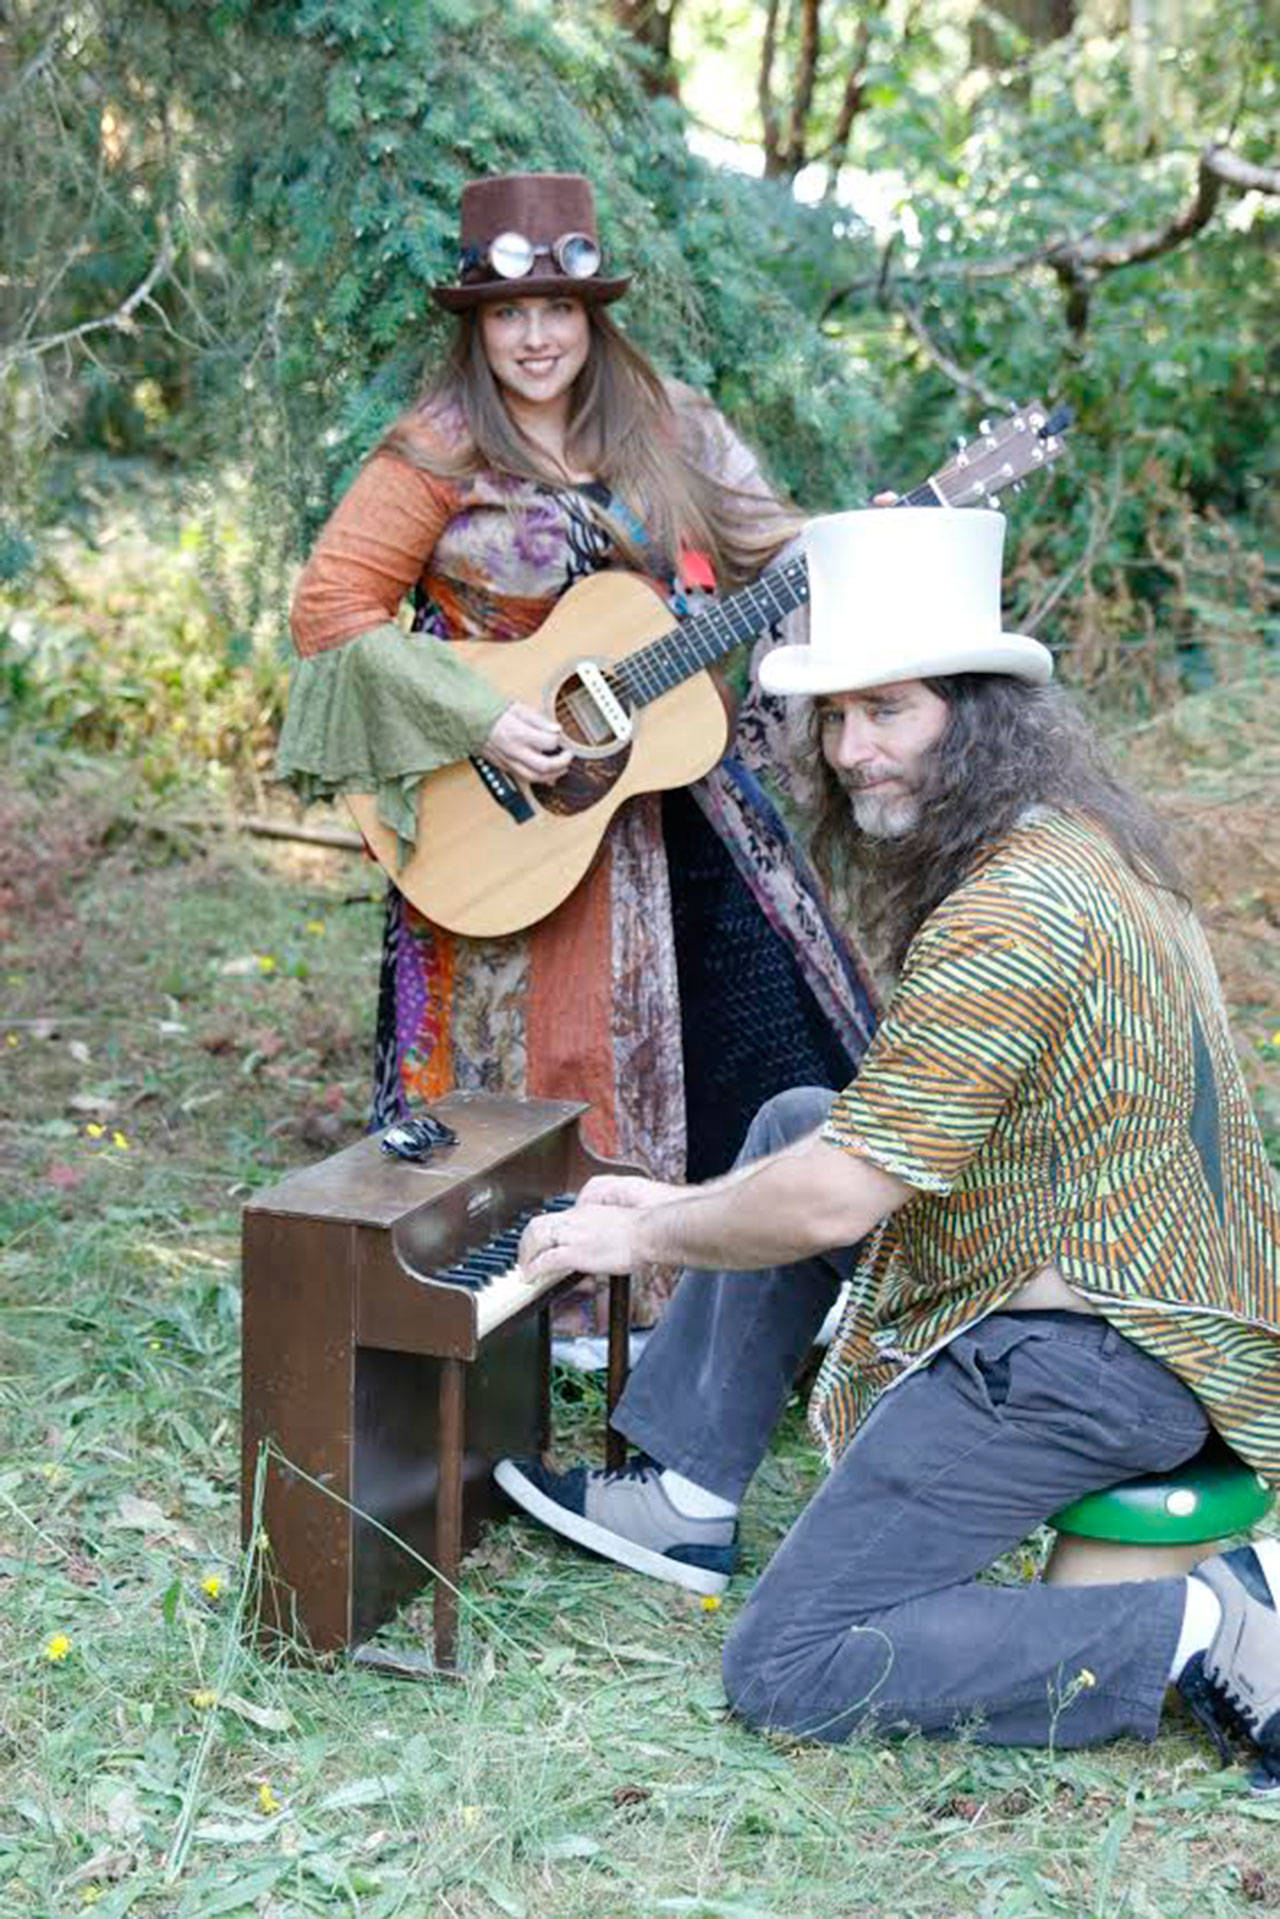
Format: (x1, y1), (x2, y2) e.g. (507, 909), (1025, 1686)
(493, 1454), (737, 1596)
(1178, 1541), (1280, 1794)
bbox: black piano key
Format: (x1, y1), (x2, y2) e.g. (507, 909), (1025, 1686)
(429, 1192), (581, 1291)
(434, 1264), (487, 1290)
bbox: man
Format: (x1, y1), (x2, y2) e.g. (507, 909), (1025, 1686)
(496, 507), (1280, 1784)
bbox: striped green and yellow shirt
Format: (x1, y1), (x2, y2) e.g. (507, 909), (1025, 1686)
(811, 809), (1280, 1483)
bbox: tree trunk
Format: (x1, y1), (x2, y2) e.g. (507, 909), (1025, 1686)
(971, 0), (1076, 67)
(611, 0), (680, 96)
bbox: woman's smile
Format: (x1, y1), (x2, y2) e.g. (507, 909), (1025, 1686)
(480, 296), (590, 414)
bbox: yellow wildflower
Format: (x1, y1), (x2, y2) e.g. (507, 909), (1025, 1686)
(257, 955), (277, 975)
(81, 1889), (103, 1907)
(1078, 1667), (1097, 1688)
(305, 920), (326, 935)
(461, 1805), (481, 1827)
(44, 1632), (72, 1663)
(85, 1122), (105, 1139)
(257, 1782), (281, 1815)
(5, 1033), (19, 1048)
(201, 1574), (222, 1601)
(255, 1528), (271, 1555)
(111, 1131), (130, 1150)
(191, 1689), (218, 1710)
(700, 1594), (722, 1613)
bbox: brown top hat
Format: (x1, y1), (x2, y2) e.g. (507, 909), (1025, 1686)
(432, 172), (631, 312)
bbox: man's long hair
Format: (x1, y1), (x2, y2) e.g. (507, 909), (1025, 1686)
(380, 307), (799, 589)
(801, 675), (1187, 977)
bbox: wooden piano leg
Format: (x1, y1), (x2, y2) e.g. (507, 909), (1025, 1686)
(604, 1272), (631, 1471)
(537, 1303), (552, 1454)
(433, 1356), (466, 1672)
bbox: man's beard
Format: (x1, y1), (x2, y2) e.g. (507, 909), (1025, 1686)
(848, 785), (922, 839)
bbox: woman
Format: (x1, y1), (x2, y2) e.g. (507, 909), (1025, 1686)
(276, 172), (878, 1329)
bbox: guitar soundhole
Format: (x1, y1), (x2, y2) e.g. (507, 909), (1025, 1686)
(554, 672), (630, 749)
(532, 743), (631, 818)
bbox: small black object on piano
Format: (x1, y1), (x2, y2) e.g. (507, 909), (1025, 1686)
(381, 1111), (460, 1163)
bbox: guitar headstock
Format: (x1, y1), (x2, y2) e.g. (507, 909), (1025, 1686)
(922, 402), (1071, 509)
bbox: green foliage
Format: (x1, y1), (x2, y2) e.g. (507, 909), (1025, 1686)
(0, 460), (283, 790)
(209, 0), (879, 538)
(2, 0), (1277, 705)
(670, 0), (1279, 699)
(4, 0), (878, 554)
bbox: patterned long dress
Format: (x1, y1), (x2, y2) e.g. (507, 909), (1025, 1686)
(278, 393), (879, 1326)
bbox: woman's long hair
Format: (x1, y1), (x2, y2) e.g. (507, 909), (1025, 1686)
(801, 675), (1187, 977)
(380, 305), (800, 588)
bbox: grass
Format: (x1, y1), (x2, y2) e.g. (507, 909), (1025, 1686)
(2, 468), (1280, 1916)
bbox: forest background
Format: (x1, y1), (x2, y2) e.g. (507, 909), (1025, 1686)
(2, 1), (1280, 1916)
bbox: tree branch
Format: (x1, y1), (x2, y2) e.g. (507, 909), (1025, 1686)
(892, 297), (1017, 413)
(816, 16), (873, 173)
(1046, 142), (1278, 335)
(1204, 145), (1280, 195)
(0, 221), (176, 372)
(818, 141), (1277, 332)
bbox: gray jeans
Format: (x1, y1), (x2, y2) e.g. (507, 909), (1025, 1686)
(615, 1087), (1212, 1747)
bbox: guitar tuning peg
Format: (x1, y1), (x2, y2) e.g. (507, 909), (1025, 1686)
(953, 434), (968, 452)
(979, 418), (993, 437)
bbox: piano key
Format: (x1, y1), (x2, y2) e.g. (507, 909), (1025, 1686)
(434, 1266), (486, 1290)
(425, 1191), (588, 1325)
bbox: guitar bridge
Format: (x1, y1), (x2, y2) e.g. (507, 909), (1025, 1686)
(469, 756), (534, 823)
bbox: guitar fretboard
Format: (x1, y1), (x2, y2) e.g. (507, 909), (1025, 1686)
(603, 474), (945, 709)
(608, 554), (811, 710)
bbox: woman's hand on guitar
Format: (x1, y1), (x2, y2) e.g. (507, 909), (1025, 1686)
(484, 702), (573, 782)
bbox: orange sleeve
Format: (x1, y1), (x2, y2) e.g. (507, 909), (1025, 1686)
(290, 452), (460, 658)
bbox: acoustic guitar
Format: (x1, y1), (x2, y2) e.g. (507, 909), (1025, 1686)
(347, 402), (1070, 938)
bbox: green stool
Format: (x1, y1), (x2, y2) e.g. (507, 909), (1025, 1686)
(1045, 1442), (1275, 1587)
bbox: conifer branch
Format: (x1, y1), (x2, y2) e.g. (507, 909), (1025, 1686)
(1, 221), (176, 372)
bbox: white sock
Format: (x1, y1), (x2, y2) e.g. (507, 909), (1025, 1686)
(1252, 1536), (1280, 1601)
(659, 1467), (738, 1521)
(1169, 1575), (1222, 1680)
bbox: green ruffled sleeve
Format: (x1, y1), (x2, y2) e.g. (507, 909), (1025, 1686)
(274, 623), (508, 852)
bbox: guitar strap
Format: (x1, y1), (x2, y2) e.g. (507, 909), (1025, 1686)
(575, 483), (708, 616)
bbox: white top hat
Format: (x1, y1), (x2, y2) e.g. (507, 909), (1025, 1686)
(758, 507), (1053, 698)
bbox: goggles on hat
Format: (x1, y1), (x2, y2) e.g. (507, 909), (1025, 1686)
(459, 230), (603, 284)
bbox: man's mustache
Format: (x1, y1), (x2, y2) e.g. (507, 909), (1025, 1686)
(840, 765), (904, 793)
